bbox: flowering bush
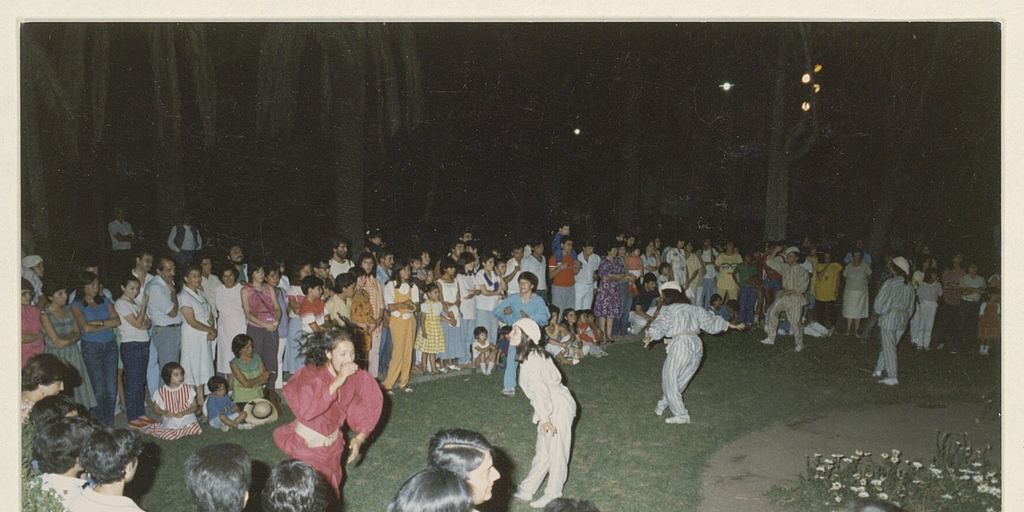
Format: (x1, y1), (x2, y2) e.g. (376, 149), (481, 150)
(767, 432), (1000, 512)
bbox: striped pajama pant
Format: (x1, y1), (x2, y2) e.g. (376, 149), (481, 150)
(874, 324), (907, 379)
(656, 335), (703, 420)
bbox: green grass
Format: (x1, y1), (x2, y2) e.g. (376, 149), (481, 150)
(129, 330), (999, 512)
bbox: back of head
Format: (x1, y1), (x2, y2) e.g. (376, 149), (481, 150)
(33, 416), (96, 475)
(184, 443), (252, 512)
(426, 428), (494, 479)
(542, 498), (601, 512)
(29, 394), (79, 428)
(844, 497), (906, 512)
(262, 459), (327, 512)
(79, 427), (143, 485)
(22, 353), (68, 392)
(386, 467), (473, 512)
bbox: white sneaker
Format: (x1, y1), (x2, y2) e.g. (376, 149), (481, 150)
(403, 386), (414, 393)
(665, 415), (691, 424)
(449, 365), (461, 371)
(530, 497), (553, 509)
(794, 343), (804, 352)
(501, 388), (516, 397)
(879, 378), (899, 386)
(655, 406), (665, 416)
(220, 425), (230, 432)
(238, 423), (254, 430)
(512, 490), (533, 502)
(760, 337), (775, 345)
(871, 371), (882, 378)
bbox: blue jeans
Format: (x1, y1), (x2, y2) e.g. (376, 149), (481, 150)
(81, 339), (119, 425)
(738, 286), (756, 324)
(701, 278), (717, 309)
(146, 342), (160, 399)
(503, 345), (518, 390)
(120, 341), (150, 420)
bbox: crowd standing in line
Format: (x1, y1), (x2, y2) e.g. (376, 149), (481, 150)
(21, 208), (999, 510)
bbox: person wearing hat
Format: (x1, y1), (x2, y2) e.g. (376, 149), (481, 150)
(22, 254), (45, 305)
(273, 326), (383, 499)
(759, 245), (810, 351)
(642, 281), (745, 425)
(871, 256), (916, 386)
(508, 318), (577, 509)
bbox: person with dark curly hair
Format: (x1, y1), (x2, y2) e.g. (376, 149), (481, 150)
(272, 327), (383, 498)
(262, 459), (328, 512)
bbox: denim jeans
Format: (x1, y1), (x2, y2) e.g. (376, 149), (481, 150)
(378, 326), (393, 377)
(120, 341), (150, 420)
(81, 339), (119, 425)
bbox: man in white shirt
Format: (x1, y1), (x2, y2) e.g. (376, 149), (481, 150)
(108, 207), (135, 272)
(700, 237), (718, 309)
(574, 241), (600, 310)
(145, 257), (181, 393)
(504, 245), (525, 294)
(328, 235), (354, 279)
(520, 241), (548, 298)
(167, 212), (203, 265)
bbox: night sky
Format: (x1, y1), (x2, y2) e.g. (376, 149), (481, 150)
(20, 22), (1000, 271)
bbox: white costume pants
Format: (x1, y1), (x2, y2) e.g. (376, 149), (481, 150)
(910, 300), (938, 348)
(656, 336), (703, 420)
(518, 412), (574, 501)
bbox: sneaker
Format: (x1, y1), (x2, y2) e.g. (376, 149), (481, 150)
(794, 343), (804, 352)
(386, 389), (395, 396)
(530, 497), (553, 509)
(655, 406), (665, 416)
(665, 415), (691, 424)
(512, 490), (533, 502)
(439, 367), (449, 374)
(871, 371), (882, 378)
(238, 423), (254, 430)
(128, 419), (149, 429)
(220, 425), (230, 432)
(403, 386), (414, 393)
(448, 365), (461, 371)
(760, 337), (775, 345)
(570, 359), (580, 365)
(879, 378), (899, 386)
(501, 388), (516, 397)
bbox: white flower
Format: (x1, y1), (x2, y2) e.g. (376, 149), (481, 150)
(959, 475), (971, 480)
(871, 479), (883, 487)
(978, 484), (990, 493)
(860, 479), (867, 486)
(816, 466), (826, 472)
(930, 468), (943, 476)
(855, 449), (863, 456)
(986, 471), (996, 477)
(831, 482), (842, 490)
(835, 496), (842, 503)
(941, 494), (953, 499)
(912, 462), (923, 469)
(842, 458), (853, 463)
(987, 508), (995, 512)
(878, 493), (889, 500)
(912, 479), (922, 484)
(858, 492), (870, 498)
(892, 457), (900, 464)
(891, 449), (900, 457)
(824, 459), (834, 464)
(991, 478), (999, 484)
(973, 462), (983, 467)
(814, 453), (822, 458)
(881, 453), (889, 459)
(973, 475), (984, 483)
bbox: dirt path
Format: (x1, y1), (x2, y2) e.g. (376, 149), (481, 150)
(697, 402), (1001, 512)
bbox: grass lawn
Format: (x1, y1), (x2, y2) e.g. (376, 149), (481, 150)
(127, 329), (999, 512)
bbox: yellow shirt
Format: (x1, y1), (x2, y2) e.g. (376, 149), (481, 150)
(813, 261), (843, 302)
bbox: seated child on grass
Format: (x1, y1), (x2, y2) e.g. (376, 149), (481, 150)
(149, 362), (202, 440)
(471, 326), (500, 375)
(494, 325), (512, 371)
(204, 375), (252, 431)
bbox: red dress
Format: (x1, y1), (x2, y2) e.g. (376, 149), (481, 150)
(273, 364), (382, 496)
(976, 302), (999, 342)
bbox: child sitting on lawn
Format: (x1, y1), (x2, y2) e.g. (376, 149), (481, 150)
(149, 362), (202, 440)
(471, 326), (500, 374)
(495, 325), (512, 371)
(204, 375), (252, 432)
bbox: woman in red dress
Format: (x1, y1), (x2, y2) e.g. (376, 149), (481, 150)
(273, 326), (383, 498)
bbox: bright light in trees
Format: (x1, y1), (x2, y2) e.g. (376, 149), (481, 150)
(801, 101), (811, 111)
(814, 64), (822, 72)
(719, 82), (733, 91)
(573, 128), (581, 135)
(801, 73), (811, 83)
(813, 84), (821, 93)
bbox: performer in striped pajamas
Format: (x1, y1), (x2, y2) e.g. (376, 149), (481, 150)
(642, 282), (745, 424)
(149, 362), (202, 440)
(872, 257), (916, 386)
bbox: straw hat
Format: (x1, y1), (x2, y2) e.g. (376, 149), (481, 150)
(243, 398), (279, 426)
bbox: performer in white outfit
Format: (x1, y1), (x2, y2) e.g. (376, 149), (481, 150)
(872, 257), (916, 386)
(509, 319), (577, 509)
(759, 245), (810, 351)
(642, 282), (744, 424)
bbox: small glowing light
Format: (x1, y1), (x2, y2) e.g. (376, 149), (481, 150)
(801, 101), (811, 111)
(719, 82), (733, 91)
(813, 84), (820, 93)
(814, 64), (823, 73)
(801, 73), (811, 83)
(573, 128), (581, 135)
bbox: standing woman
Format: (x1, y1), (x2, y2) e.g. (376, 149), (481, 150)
(241, 261), (282, 407)
(273, 327), (383, 498)
(70, 271), (122, 425)
(21, 278), (45, 366)
(872, 257), (916, 386)
(436, 258), (465, 372)
(267, 266), (290, 389)
(508, 319), (577, 509)
(40, 282), (97, 410)
(284, 261), (313, 377)
(382, 257), (420, 394)
(179, 263), (217, 409)
(841, 250), (872, 336)
(113, 275), (151, 427)
(456, 252), (479, 366)
(642, 239), (662, 275)
(594, 242), (627, 341)
(812, 250), (843, 331)
(475, 254), (505, 346)
(356, 252), (385, 378)
(346, 267), (376, 369)
(216, 266), (247, 385)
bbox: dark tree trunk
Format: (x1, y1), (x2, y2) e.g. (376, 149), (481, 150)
(334, 26), (368, 253)
(150, 25), (186, 230)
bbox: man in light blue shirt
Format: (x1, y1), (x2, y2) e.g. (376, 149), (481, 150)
(493, 272), (549, 397)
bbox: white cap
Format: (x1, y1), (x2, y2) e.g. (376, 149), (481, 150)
(22, 255), (42, 268)
(659, 281), (682, 294)
(784, 246), (800, 255)
(891, 256), (910, 276)
(512, 318), (542, 343)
